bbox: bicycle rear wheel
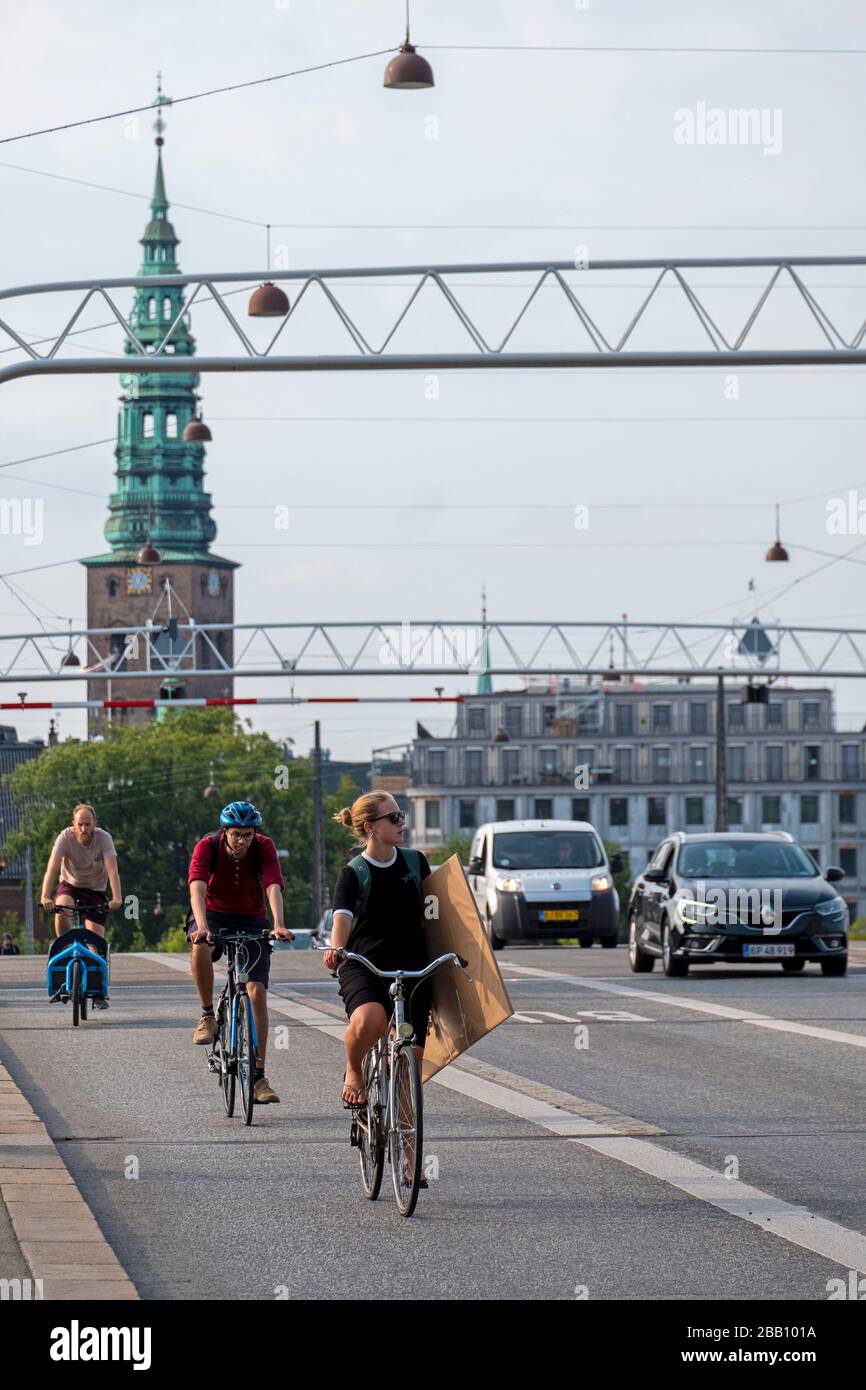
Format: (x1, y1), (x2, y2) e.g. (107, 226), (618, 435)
(217, 997), (235, 1117)
(389, 1046), (423, 1217)
(359, 1049), (384, 1200)
(237, 993), (255, 1126)
(71, 960), (82, 1027)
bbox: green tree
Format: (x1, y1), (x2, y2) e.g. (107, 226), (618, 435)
(2, 709), (360, 949)
(426, 834), (471, 867)
(603, 839), (632, 940)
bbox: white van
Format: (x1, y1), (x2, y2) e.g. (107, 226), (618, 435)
(466, 820), (621, 951)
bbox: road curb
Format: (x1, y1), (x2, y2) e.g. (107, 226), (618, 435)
(0, 1058), (138, 1302)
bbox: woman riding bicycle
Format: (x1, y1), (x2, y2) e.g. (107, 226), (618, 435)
(324, 792), (431, 1111)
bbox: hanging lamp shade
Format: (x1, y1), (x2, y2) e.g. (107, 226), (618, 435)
(60, 650), (80, 668)
(765, 504), (789, 562)
(248, 281), (290, 317)
(137, 541), (161, 563)
(183, 413), (212, 442)
(384, 43), (434, 89)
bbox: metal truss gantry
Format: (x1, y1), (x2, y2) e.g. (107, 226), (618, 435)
(1, 258), (866, 383)
(3, 618), (866, 685)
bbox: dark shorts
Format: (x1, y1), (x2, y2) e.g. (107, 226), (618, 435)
(56, 882), (109, 928)
(337, 961), (432, 1046)
(187, 911), (272, 987)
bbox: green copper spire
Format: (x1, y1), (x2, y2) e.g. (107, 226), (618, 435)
(83, 77), (235, 570)
(477, 583), (493, 694)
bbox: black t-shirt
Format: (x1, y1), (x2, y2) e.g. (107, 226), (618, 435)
(332, 848), (431, 971)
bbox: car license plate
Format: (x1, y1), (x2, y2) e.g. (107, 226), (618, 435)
(541, 910), (579, 922)
(742, 943), (795, 958)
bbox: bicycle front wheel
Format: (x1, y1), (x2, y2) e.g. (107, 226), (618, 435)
(71, 960), (82, 1027)
(359, 1050), (384, 1200)
(389, 1046), (423, 1217)
(237, 993), (255, 1126)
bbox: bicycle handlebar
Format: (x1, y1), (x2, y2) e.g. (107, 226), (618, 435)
(317, 944), (470, 981)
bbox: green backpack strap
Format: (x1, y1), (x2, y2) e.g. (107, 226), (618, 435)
(347, 847), (423, 924)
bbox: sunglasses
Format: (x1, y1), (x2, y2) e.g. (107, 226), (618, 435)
(368, 810), (406, 826)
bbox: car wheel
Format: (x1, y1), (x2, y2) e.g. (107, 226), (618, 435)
(628, 919), (654, 973)
(821, 956), (847, 977)
(486, 912), (505, 953)
(781, 959), (806, 974)
(661, 920), (688, 978)
(600, 936), (618, 949)
(578, 937), (593, 948)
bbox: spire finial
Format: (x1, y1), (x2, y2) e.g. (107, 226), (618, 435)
(153, 71), (172, 147)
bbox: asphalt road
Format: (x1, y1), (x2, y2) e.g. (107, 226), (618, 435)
(1, 944), (865, 1301)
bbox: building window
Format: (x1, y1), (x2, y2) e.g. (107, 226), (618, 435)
(689, 746), (709, 782)
(802, 701), (822, 732)
(804, 746), (821, 781)
(653, 704), (672, 735)
(504, 704), (523, 737)
(614, 704), (634, 735)
(839, 846), (857, 877)
(538, 747), (559, 782)
(163, 296), (173, 321)
(106, 576), (119, 597)
(689, 703), (709, 735)
(142, 412), (154, 440)
(651, 747), (671, 782)
(427, 749), (445, 784)
(496, 799), (516, 821)
(727, 797), (743, 826)
(610, 798), (628, 827)
(728, 703), (745, 730)
(465, 750), (485, 785)
(467, 706), (488, 736)
(425, 800), (441, 831)
(727, 746), (745, 782)
(572, 797), (590, 821)
(614, 747), (633, 784)
(765, 745), (784, 781)
(534, 798), (553, 819)
(685, 796), (704, 827)
(841, 744), (860, 780)
(839, 793), (857, 824)
(502, 747), (521, 784)
(458, 799), (477, 830)
(166, 413), (178, 439)
(762, 795), (781, 824)
(800, 795), (819, 824)
(807, 848), (821, 870)
(766, 703), (784, 730)
(648, 796), (666, 827)
(146, 296), (156, 321)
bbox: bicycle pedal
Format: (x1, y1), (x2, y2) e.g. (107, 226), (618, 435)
(349, 1120), (359, 1148)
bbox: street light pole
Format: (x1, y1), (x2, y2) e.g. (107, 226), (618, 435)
(311, 721), (327, 929)
(715, 674), (728, 831)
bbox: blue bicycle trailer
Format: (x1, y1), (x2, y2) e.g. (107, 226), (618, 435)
(46, 927), (110, 1026)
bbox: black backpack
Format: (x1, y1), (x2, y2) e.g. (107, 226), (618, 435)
(186, 831), (265, 929)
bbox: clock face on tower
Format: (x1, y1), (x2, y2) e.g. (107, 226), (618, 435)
(207, 569), (220, 597)
(127, 567), (152, 595)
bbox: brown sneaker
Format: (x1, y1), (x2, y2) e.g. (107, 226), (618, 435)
(253, 1075), (279, 1104)
(193, 1013), (217, 1045)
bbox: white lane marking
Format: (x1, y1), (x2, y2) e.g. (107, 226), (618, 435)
(502, 962), (866, 1050)
(146, 954), (866, 1272)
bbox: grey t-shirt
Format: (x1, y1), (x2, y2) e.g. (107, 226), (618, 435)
(52, 826), (116, 891)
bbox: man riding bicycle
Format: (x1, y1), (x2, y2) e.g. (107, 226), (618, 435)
(40, 803), (121, 1009)
(187, 801), (293, 1104)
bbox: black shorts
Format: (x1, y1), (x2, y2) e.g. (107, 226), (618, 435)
(337, 961), (432, 1046)
(57, 882), (109, 928)
(187, 911), (272, 987)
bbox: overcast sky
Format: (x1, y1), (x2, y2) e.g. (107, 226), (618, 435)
(0, 0), (864, 758)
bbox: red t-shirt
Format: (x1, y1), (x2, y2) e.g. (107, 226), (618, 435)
(188, 833), (284, 916)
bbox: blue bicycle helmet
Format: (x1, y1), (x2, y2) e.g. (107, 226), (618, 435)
(219, 800), (263, 828)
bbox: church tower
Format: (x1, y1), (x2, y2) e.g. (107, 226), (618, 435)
(82, 79), (237, 731)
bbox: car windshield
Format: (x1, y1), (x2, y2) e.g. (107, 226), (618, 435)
(492, 831), (604, 870)
(677, 840), (819, 879)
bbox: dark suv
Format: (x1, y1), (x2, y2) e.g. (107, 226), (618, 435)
(628, 832), (848, 977)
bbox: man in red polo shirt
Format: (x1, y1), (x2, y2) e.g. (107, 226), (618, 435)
(187, 801), (293, 1104)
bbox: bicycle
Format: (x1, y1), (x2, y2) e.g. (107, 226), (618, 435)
(325, 947), (470, 1217)
(44, 904), (111, 1027)
(205, 928), (273, 1126)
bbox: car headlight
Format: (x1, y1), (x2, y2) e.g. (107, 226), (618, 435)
(678, 899), (721, 926)
(815, 898), (847, 919)
(495, 877), (522, 893)
(592, 875), (611, 892)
